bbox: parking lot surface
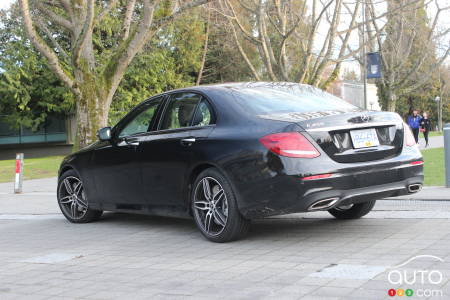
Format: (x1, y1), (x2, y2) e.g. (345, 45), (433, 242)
(0, 178), (449, 300)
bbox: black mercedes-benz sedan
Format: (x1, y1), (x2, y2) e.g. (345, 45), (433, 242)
(58, 82), (423, 242)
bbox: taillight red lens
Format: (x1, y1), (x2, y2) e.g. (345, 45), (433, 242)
(259, 132), (320, 158)
(403, 123), (416, 147)
(302, 173), (333, 180)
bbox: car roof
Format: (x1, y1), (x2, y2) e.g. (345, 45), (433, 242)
(169, 82), (321, 93)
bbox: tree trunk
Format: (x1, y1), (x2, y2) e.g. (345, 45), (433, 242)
(387, 89), (397, 112)
(74, 96), (109, 150)
(73, 72), (109, 150)
(196, 6), (210, 85)
(407, 95), (414, 114)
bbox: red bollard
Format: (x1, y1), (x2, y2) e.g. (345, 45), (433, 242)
(14, 153), (24, 194)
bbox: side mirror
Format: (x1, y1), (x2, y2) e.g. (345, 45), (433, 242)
(97, 127), (112, 141)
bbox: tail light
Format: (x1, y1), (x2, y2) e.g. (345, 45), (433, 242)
(403, 123), (416, 147)
(302, 173), (333, 180)
(259, 132), (320, 158)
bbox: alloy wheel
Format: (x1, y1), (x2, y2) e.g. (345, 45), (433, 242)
(58, 176), (88, 220)
(193, 177), (229, 236)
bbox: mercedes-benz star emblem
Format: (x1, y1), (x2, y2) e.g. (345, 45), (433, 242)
(360, 114), (370, 122)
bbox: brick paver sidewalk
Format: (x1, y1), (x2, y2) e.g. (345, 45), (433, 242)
(0, 179), (449, 299)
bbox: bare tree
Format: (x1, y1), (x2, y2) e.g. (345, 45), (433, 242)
(218, 0), (423, 89)
(19, 0), (211, 148)
(367, 0), (450, 111)
(196, 4), (211, 85)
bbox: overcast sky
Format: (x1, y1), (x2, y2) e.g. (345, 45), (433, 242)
(0, 0), (14, 10)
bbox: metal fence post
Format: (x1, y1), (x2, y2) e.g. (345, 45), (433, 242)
(14, 153), (24, 194)
(444, 124), (450, 188)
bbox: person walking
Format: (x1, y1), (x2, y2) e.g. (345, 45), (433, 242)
(407, 109), (422, 144)
(420, 112), (431, 147)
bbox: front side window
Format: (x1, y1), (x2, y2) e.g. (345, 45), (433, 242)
(118, 97), (162, 138)
(160, 93), (202, 130)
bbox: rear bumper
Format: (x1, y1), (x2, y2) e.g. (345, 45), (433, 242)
(300, 175), (422, 212)
(238, 161), (423, 219)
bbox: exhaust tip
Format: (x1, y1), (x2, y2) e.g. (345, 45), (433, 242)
(408, 184), (422, 193)
(308, 197), (340, 211)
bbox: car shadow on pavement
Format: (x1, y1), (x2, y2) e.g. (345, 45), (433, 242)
(100, 212), (195, 228)
(249, 217), (359, 240)
(99, 212), (365, 242)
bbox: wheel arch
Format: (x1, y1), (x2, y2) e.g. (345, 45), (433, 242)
(59, 164), (76, 178)
(184, 162), (242, 213)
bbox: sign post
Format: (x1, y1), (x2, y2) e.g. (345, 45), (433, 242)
(14, 153), (24, 194)
(365, 52), (382, 111)
(444, 124), (450, 188)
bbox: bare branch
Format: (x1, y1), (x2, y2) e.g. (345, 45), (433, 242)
(223, 0), (261, 45)
(257, 0), (277, 80)
(102, 0), (212, 108)
(35, 1), (72, 30)
(400, 47), (450, 95)
(58, 0), (73, 21)
(298, 0), (334, 83)
(104, 0), (157, 107)
(34, 17), (70, 62)
(151, 0), (213, 30)
(336, 0), (423, 35)
(310, 0), (343, 85)
(19, 0), (77, 95)
(219, 0), (261, 80)
(231, 21), (261, 81)
(73, 0), (95, 67)
(320, 0), (361, 88)
(196, 5), (210, 85)
(122, 0), (137, 40)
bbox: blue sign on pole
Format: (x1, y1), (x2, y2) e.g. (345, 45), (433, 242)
(367, 52), (382, 79)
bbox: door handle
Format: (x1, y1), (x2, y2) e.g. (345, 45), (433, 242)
(127, 141), (140, 146)
(180, 137), (196, 146)
(123, 138), (139, 147)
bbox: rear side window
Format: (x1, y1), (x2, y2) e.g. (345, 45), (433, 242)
(231, 84), (356, 115)
(192, 100), (214, 127)
(160, 93), (202, 130)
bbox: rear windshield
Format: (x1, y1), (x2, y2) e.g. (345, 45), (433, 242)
(231, 83), (357, 115)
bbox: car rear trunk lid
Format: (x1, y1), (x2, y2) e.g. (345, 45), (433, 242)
(259, 110), (404, 163)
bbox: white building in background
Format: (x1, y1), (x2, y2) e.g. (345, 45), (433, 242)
(329, 80), (382, 111)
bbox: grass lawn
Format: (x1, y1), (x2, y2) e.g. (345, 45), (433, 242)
(422, 147), (445, 186)
(428, 131), (443, 137)
(0, 155), (64, 183)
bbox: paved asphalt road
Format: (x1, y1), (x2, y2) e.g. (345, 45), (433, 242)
(418, 135), (444, 149)
(0, 178), (450, 300)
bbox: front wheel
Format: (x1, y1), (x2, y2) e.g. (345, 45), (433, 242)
(57, 169), (103, 223)
(328, 200), (376, 220)
(191, 168), (250, 242)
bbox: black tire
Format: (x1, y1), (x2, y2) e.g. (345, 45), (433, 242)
(57, 169), (103, 223)
(191, 168), (250, 242)
(328, 200), (376, 219)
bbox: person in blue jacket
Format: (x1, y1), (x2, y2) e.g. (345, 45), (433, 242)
(407, 109), (422, 144)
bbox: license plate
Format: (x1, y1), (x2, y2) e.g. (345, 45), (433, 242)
(350, 128), (379, 148)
